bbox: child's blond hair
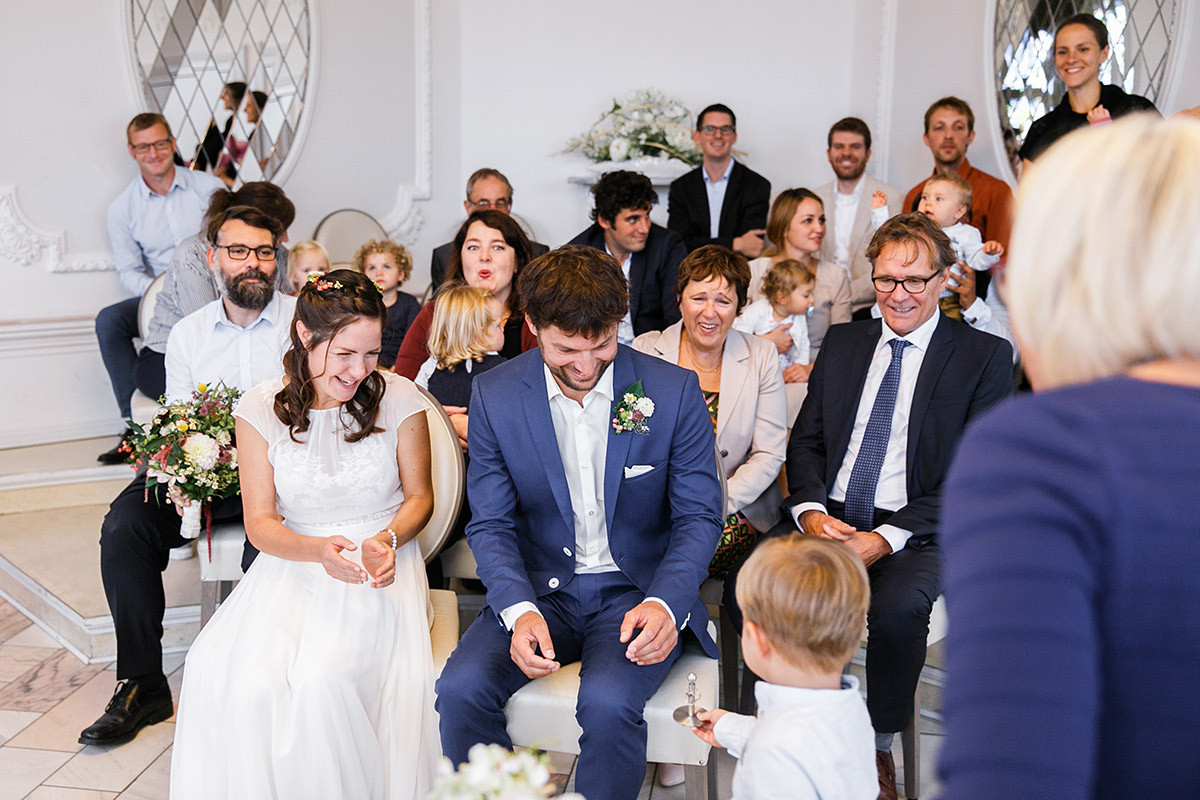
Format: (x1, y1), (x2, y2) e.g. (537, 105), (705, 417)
(428, 285), (498, 371)
(736, 535), (869, 673)
(352, 238), (413, 281)
(289, 240), (329, 265)
(927, 171), (973, 218)
(761, 258), (816, 305)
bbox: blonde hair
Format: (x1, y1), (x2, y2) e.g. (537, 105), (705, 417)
(736, 535), (869, 673)
(352, 238), (413, 281)
(428, 285), (498, 371)
(925, 170), (973, 214)
(289, 240), (329, 267)
(761, 258), (815, 304)
(1007, 115), (1200, 389)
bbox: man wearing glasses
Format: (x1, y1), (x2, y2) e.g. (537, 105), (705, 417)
(667, 103), (771, 257)
(98, 113), (225, 464)
(733, 213), (1012, 799)
(82, 205), (295, 748)
(429, 167), (549, 289)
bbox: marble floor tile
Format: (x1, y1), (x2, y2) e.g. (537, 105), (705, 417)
(5, 671), (119, 752)
(5, 623), (62, 649)
(0, 746), (73, 800)
(113, 744), (171, 800)
(0, 643), (59, 681)
(0, 599), (33, 643)
(0, 708), (42, 744)
(0, 650), (104, 713)
(43, 720), (175, 793)
(0, 437), (118, 477)
(24, 788), (119, 800)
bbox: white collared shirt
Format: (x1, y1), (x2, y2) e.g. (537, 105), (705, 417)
(164, 292), (296, 402)
(106, 168), (226, 297)
(832, 177), (864, 269)
(704, 159), (735, 239)
(604, 244), (636, 345)
(792, 311), (941, 553)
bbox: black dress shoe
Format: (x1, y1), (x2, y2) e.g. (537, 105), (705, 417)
(79, 678), (173, 745)
(97, 430), (134, 466)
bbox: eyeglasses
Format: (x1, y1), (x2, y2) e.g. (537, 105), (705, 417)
(130, 138), (173, 155)
(872, 271), (942, 293)
(699, 125), (736, 136)
(469, 198), (511, 210)
(215, 244), (277, 261)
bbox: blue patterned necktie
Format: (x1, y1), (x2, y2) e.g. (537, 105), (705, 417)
(844, 338), (910, 532)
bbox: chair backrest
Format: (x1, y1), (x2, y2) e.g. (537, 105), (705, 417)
(313, 209), (389, 268)
(137, 272), (169, 340)
(412, 383), (466, 564)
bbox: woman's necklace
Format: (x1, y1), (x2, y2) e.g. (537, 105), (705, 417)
(681, 330), (722, 375)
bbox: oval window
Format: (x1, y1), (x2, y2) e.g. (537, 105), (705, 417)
(130, 0), (311, 187)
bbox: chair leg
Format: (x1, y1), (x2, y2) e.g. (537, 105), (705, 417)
(719, 608), (739, 709)
(901, 688), (921, 799)
(200, 581), (218, 629)
(683, 757), (718, 800)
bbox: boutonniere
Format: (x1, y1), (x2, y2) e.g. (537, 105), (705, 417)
(612, 379), (654, 435)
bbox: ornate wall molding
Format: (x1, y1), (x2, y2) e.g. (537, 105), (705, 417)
(874, 0), (899, 183)
(0, 317), (99, 355)
(0, 187), (113, 273)
(379, 0), (432, 246)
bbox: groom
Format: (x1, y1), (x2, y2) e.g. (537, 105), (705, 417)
(436, 246), (722, 800)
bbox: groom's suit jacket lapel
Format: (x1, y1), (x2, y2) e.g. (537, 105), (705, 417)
(520, 353), (575, 534)
(602, 351), (636, 534)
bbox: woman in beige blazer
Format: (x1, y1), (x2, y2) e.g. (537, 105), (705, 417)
(633, 245), (787, 551)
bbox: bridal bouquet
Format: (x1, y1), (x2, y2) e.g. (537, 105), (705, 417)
(126, 382), (242, 542)
(565, 87), (700, 166)
(429, 744), (585, 800)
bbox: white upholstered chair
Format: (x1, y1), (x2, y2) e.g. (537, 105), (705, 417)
(198, 383), (467, 676)
(312, 209), (388, 269)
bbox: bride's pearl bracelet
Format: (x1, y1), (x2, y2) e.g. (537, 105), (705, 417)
(383, 528), (398, 550)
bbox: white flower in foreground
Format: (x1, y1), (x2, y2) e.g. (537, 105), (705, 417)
(182, 433), (219, 471)
(635, 397), (655, 416)
(608, 137), (630, 162)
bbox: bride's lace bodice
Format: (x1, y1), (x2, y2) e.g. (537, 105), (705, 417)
(235, 372), (425, 533)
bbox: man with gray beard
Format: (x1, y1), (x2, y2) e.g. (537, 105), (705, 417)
(81, 205), (296, 748)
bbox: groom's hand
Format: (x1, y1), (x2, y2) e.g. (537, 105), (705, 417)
(510, 611), (559, 678)
(620, 602), (678, 666)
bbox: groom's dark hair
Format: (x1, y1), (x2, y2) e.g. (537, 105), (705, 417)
(519, 246), (629, 338)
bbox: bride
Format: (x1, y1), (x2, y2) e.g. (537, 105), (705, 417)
(170, 269), (440, 799)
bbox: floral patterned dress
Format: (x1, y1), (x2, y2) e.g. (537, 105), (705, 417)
(703, 390), (758, 577)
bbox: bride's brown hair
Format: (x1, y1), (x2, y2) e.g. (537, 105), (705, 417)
(274, 269), (388, 443)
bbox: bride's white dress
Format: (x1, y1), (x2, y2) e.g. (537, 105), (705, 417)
(170, 372), (440, 799)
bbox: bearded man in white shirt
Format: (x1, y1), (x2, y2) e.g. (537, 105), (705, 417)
(814, 117), (902, 318)
(81, 205), (296, 748)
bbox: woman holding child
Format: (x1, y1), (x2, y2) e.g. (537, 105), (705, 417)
(748, 189), (852, 361)
(634, 245), (787, 576)
(170, 269), (440, 799)
(1019, 12), (1158, 163)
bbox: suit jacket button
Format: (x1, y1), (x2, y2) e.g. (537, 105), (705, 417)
(562, 547), (572, 556)
(548, 577), (560, 588)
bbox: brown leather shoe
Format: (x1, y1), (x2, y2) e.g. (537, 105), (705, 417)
(876, 749), (898, 800)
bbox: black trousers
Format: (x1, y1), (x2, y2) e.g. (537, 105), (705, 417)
(133, 348), (166, 401)
(724, 502), (942, 734)
(99, 474), (253, 679)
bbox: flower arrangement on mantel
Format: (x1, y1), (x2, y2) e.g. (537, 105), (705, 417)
(565, 88), (701, 167)
(429, 744), (585, 800)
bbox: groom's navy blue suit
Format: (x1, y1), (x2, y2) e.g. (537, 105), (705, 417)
(436, 345), (722, 800)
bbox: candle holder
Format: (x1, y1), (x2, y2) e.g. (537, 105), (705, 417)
(672, 671), (708, 728)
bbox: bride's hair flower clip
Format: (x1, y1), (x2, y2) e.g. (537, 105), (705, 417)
(307, 273), (343, 292)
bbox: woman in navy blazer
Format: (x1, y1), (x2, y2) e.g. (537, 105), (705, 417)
(940, 116), (1200, 798)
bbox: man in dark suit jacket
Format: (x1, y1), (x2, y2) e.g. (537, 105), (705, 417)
(761, 213), (1011, 798)
(435, 246), (722, 800)
(429, 167), (549, 289)
(668, 103), (771, 257)
(567, 170), (685, 344)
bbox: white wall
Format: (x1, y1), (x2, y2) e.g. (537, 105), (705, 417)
(1, 0), (1197, 447)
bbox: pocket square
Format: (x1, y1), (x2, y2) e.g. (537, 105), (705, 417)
(623, 464), (654, 478)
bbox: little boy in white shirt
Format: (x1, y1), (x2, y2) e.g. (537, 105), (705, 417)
(917, 171), (1004, 319)
(693, 535), (877, 800)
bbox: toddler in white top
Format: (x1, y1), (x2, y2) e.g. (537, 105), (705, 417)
(692, 535), (878, 800)
(732, 258), (815, 383)
(918, 172), (1004, 316)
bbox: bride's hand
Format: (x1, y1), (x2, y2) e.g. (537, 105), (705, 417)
(361, 536), (396, 589)
(319, 536), (367, 585)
